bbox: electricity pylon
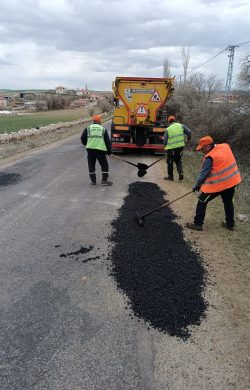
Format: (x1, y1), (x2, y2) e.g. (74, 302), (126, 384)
(224, 45), (239, 100)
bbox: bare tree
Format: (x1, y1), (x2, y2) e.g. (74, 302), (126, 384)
(163, 58), (171, 78)
(189, 73), (222, 98)
(189, 73), (206, 96)
(238, 54), (250, 88)
(88, 107), (95, 116)
(180, 46), (190, 84)
(97, 99), (113, 113)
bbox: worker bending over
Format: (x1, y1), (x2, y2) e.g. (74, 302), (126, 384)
(81, 115), (113, 186)
(186, 136), (241, 231)
(163, 115), (192, 181)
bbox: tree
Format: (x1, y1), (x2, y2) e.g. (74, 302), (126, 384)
(97, 99), (113, 113)
(163, 58), (171, 78)
(180, 46), (190, 84)
(167, 72), (231, 138)
(88, 107), (95, 116)
(189, 73), (222, 98)
(238, 54), (250, 88)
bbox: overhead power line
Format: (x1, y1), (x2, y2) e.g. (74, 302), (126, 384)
(177, 40), (250, 78)
(187, 48), (227, 74)
(236, 40), (250, 46)
(224, 40), (250, 96)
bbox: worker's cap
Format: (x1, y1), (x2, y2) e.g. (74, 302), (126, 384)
(92, 114), (102, 123)
(168, 115), (175, 123)
(196, 136), (214, 151)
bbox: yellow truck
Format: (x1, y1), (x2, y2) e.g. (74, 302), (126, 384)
(111, 76), (174, 153)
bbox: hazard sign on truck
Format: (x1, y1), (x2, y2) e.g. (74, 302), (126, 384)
(136, 103), (148, 117)
(111, 76), (175, 153)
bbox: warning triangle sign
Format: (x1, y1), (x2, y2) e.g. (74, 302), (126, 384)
(136, 104), (147, 116)
(150, 90), (161, 102)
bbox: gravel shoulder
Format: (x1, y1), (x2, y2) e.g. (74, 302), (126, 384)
(150, 155), (250, 389)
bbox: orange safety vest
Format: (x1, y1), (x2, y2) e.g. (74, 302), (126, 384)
(201, 144), (241, 193)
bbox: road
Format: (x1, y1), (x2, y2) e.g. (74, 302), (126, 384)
(0, 124), (248, 390)
(0, 125), (166, 390)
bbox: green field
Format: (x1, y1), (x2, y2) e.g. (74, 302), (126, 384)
(0, 108), (88, 134)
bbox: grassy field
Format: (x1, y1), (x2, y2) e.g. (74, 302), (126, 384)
(0, 108), (89, 134)
(0, 113), (113, 161)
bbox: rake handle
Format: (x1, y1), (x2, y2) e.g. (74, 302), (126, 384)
(140, 190), (193, 219)
(146, 154), (166, 169)
(111, 154), (138, 168)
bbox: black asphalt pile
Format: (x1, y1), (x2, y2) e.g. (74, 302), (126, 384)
(0, 172), (21, 187)
(109, 182), (207, 340)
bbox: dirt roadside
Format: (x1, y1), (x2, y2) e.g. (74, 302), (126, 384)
(151, 154), (250, 389)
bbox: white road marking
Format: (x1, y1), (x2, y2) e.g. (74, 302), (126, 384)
(18, 192), (122, 207)
(19, 191), (48, 199)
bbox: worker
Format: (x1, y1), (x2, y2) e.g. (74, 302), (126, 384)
(186, 136), (242, 231)
(163, 115), (192, 181)
(80, 115), (113, 186)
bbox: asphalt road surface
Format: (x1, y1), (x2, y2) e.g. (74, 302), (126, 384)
(0, 126), (170, 390)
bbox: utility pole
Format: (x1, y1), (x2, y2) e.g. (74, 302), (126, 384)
(224, 45), (239, 101)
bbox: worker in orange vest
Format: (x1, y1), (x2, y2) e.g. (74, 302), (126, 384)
(186, 136), (241, 231)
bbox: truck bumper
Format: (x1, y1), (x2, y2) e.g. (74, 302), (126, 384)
(112, 142), (164, 150)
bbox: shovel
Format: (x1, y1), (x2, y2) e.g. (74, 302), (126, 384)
(137, 154), (166, 171)
(136, 190), (193, 227)
(111, 154), (166, 177)
(111, 154), (139, 168)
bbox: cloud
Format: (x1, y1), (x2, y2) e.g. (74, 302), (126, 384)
(0, 0), (249, 89)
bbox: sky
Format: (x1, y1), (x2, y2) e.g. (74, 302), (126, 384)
(0, 0), (249, 91)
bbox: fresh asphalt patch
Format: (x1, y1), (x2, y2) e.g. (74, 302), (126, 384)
(0, 172), (22, 187)
(56, 245), (101, 264)
(59, 245), (94, 258)
(109, 182), (208, 340)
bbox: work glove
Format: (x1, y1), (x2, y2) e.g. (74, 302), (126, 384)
(192, 185), (200, 192)
(106, 151), (112, 156)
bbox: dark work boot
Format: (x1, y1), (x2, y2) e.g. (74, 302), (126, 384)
(221, 222), (234, 231)
(89, 173), (96, 185)
(179, 172), (184, 180)
(101, 172), (112, 185)
(101, 180), (113, 186)
(186, 222), (203, 231)
(164, 176), (174, 181)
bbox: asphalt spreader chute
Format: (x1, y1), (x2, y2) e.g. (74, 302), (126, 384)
(111, 154), (166, 177)
(136, 190), (193, 227)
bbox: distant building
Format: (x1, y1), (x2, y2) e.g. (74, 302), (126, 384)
(24, 101), (47, 111)
(211, 93), (239, 104)
(71, 98), (88, 107)
(55, 86), (66, 94)
(20, 92), (36, 99)
(83, 84), (90, 95)
(0, 96), (7, 107)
